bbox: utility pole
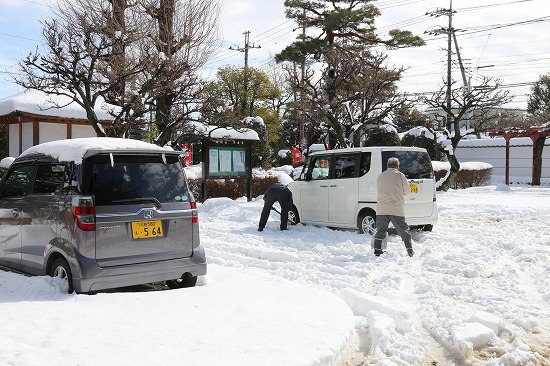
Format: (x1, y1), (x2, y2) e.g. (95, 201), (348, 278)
(229, 31), (261, 68)
(426, 0), (468, 129)
(446, 0), (453, 128)
(299, 12), (306, 152)
(229, 31), (261, 116)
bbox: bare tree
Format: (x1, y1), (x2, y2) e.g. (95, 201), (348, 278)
(140, 0), (220, 146)
(15, 0), (149, 137)
(290, 50), (409, 148)
(422, 76), (512, 191)
(14, 0), (220, 143)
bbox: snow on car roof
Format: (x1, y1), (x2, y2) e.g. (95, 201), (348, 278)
(19, 137), (172, 164)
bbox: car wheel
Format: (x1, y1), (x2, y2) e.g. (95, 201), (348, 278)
(288, 207), (300, 225)
(50, 258), (74, 293)
(166, 273), (198, 289)
(358, 212), (376, 235)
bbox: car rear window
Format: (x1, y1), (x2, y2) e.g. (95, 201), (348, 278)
(382, 151), (434, 179)
(89, 154), (191, 206)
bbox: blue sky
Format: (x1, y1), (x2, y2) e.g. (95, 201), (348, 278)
(0, 0), (49, 96)
(1, 0), (549, 110)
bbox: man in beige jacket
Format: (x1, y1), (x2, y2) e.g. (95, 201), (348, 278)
(373, 157), (414, 257)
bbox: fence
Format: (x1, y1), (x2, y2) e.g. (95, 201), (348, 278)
(454, 137), (550, 180)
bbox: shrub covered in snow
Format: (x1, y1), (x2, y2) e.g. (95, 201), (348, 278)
(188, 176), (279, 202)
(433, 161), (493, 189)
(185, 165), (293, 202)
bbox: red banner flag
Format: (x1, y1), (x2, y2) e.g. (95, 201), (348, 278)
(181, 144), (193, 166)
(292, 146), (302, 164)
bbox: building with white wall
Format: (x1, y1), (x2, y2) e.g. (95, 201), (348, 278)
(455, 137), (550, 179)
(0, 90), (114, 157)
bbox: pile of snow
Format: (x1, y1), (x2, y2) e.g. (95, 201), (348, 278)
(0, 266), (355, 366)
(242, 115), (265, 127)
(197, 185), (550, 365)
(277, 149), (290, 158)
(0, 156), (14, 169)
(432, 161), (493, 172)
(0, 185), (549, 365)
(184, 163), (203, 180)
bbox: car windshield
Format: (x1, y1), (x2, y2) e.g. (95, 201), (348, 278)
(90, 154), (190, 206)
(382, 151), (434, 179)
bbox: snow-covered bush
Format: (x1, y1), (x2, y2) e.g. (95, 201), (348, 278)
(433, 162), (492, 189)
(187, 176), (278, 202)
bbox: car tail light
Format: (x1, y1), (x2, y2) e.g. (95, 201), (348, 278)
(71, 196), (96, 231)
(190, 201), (199, 224)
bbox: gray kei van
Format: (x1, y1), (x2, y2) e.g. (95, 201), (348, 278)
(0, 138), (206, 293)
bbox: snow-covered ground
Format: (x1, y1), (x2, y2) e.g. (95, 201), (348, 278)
(1, 183), (549, 365)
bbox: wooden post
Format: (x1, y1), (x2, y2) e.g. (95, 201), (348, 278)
(489, 128), (549, 186)
(504, 133), (511, 185)
(246, 141), (253, 201)
(530, 133), (538, 186)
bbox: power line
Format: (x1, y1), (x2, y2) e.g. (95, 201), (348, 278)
(455, 0), (536, 12)
(460, 16), (550, 34)
(0, 32), (41, 43)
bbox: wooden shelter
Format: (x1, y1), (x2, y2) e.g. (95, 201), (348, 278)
(0, 90), (113, 157)
(198, 126), (259, 201)
(488, 126), (550, 185)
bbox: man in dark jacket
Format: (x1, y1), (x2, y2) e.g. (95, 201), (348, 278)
(258, 182), (293, 231)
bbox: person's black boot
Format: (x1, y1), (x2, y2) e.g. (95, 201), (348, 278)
(373, 238), (384, 256)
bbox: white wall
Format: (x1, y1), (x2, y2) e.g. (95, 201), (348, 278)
(72, 124), (96, 138)
(6, 121), (97, 158)
(455, 138), (550, 178)
(39, 122), (66, 143)
(21, 122), (33, 153)
(8, 124), (19, 157)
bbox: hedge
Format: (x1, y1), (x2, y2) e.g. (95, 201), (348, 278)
(187, 163), (492, 202)
(188, 176), (279, 202)
(433, 163), (492, 189)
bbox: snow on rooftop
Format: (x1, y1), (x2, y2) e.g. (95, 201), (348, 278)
(19, 137), (171, 164)
(458, 136), (550, 147)
(0, 89), (116, 120)
(198, 125), (259, 141)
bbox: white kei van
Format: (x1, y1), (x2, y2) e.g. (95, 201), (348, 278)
(287, 146), (438, 234)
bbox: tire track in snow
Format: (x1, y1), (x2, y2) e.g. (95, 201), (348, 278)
(499, 256), (550, 363)
(198, 189), (550, 365)
(400, 257), (457, 366)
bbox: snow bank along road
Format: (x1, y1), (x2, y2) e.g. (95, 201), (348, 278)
(200, 185), (550, 365)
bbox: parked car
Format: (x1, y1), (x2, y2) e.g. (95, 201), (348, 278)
(287, 146), (438, 234)
(0, 138), (206, 293)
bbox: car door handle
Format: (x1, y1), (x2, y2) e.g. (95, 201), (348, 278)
(11, 209), (20, 218)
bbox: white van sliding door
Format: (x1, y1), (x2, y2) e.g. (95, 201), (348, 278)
(328, 154), (360, 224)
(300, 155), (331, 222)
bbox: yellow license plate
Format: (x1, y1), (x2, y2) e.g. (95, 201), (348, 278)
(409, 183), (419, 193)
(132, 220), (163, 239)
